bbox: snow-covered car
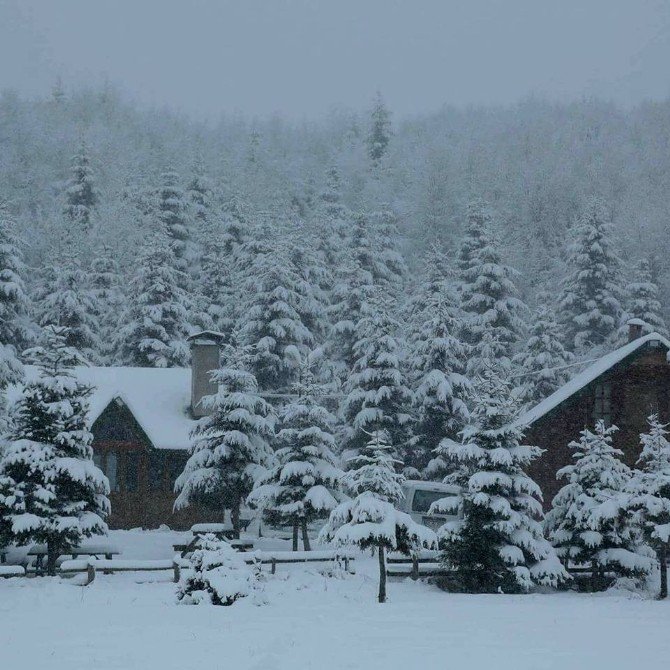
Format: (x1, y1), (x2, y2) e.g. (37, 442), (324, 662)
(400, 480), (460, 531)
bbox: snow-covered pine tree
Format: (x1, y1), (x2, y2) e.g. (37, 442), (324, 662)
(343, 295), (413, 460)
(174, 354), (275, 535)
(369, 206), (407, 295)
(558, 197), (625, 354)
(116, 233), (191, 368)
(198, 232), (236, 339)
(0, 204), (31, 353)
(36, 254), (101, 363)
(0, 325), (109, 575)
(367, 92), (392, 167)
(157, 168), (192, 279)
(629, 415), (670, 598)
(406, 249), (471, 475)
(248, 363), (342, 550)
(88, 247), (124, 364)
(432, 367), (568, 593)
(63, 141), (98, 233)
(545, 420), (655, 590)
(328, 256), (374, 380)
(239, 239), (316, 392)
(457, 200), (526, 376)
(617, 258), (668, 341)
(320, 430), (436, 603)
(513, 297), (574, 408)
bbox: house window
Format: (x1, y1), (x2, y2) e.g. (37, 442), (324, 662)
(107, 452), (119, 492)
(125, 452), (140, 492)
(149, 452), (164, 492)
(593, 382), (612, 426)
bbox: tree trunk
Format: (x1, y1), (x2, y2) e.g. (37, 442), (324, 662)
(46, 539), (60, 577)
(659, 545), (668, 600)
(230, 502), (241, 540)
(300, 517), (311, 552)
(292, 520), (299, 552)
(378, 543), (387, 603)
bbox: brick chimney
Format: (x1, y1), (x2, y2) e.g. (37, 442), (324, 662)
(188, 331), (225, 417)
(627, 318), (645, 343)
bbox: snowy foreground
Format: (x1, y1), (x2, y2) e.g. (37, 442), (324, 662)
(2, 530), (670, 670)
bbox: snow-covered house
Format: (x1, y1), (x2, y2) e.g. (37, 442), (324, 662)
(16, 333), (225, 529)
(521, 322), (670, 506)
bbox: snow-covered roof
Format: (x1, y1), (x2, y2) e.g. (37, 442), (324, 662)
(518, 333), (670, 428)
(19, 365), (195, 450)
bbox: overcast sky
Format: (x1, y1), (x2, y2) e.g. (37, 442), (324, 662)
(1, 0), (669, 119)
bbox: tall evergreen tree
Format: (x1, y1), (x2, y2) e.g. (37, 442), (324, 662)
(367, 92), (392, 166)
(239, 240), (316, 391)
(343, 296), (412, 458)
(629, 415), (670, 599)
(558, 198), (625, 353)
(0, 325), (109, 575)
(88, 247), (124, 364)
(545, 421), (654, 590)
(406, 248), (471, 475)
(63, 141), (98, 233)
(175, 357), (275, 536)
(0, 204), (31, 352)
(433, 367), (568, 593)
(513, 298), (574, 407)
(248, 364), (342, 550)
(157, 169), (191, 278)
(457, 200), (526, 376)
(618, 258), (668, 341)
(320, 430), (437, 603)
(36, 255), (100, 362)
(116, 234), (191, 368)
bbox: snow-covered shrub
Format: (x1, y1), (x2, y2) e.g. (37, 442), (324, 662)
(546, 420), (655, 591)
(432, 368), (568, 593)
(177, 534), (256, 606)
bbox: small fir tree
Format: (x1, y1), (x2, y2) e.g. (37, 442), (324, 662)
(174, 356), (276, 536)
(320, 430), (437, 603)
(513, 299), (574, 407)
(116, 234), (191, 368)
(457, 200), (526, 376)
(545, 421), (655, 590)
(558, 198), (625, 353)
(158, 168), (192, 279)
(0, 326), (109, 575)
(433, 368), (568, 593)
(248, 364), (343, 550)
(629, 415), (670, 599)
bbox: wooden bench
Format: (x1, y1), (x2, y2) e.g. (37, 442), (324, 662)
(0, 565), (25, 578)
(28, 543), (121, 575)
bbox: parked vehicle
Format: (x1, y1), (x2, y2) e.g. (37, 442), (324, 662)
(400, 480), (460, 530)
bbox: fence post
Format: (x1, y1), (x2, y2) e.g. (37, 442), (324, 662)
(411, 555), (419, 581)
(271, 558), (276, 575)
(86, 562), (96, 586)
(173, 561), (180, 583)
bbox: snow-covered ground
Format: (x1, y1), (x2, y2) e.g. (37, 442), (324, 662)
(2, 529), (670, 670)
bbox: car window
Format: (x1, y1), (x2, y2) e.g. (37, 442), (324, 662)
(411, 489), (448, 513)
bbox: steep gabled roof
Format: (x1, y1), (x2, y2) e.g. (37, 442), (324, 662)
(16, 365), (195, 450)
(518, 333), (670, 428)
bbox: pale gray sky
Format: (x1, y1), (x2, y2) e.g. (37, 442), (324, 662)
(1, 0), (670, 118)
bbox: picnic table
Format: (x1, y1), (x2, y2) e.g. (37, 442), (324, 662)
(190, 521), (252, 539)
(173, 537), (254, 557)
(28, 543), (121, 575)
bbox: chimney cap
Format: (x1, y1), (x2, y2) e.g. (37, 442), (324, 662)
(187, 330), (227, 345)
(627, 318), (646, 327)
